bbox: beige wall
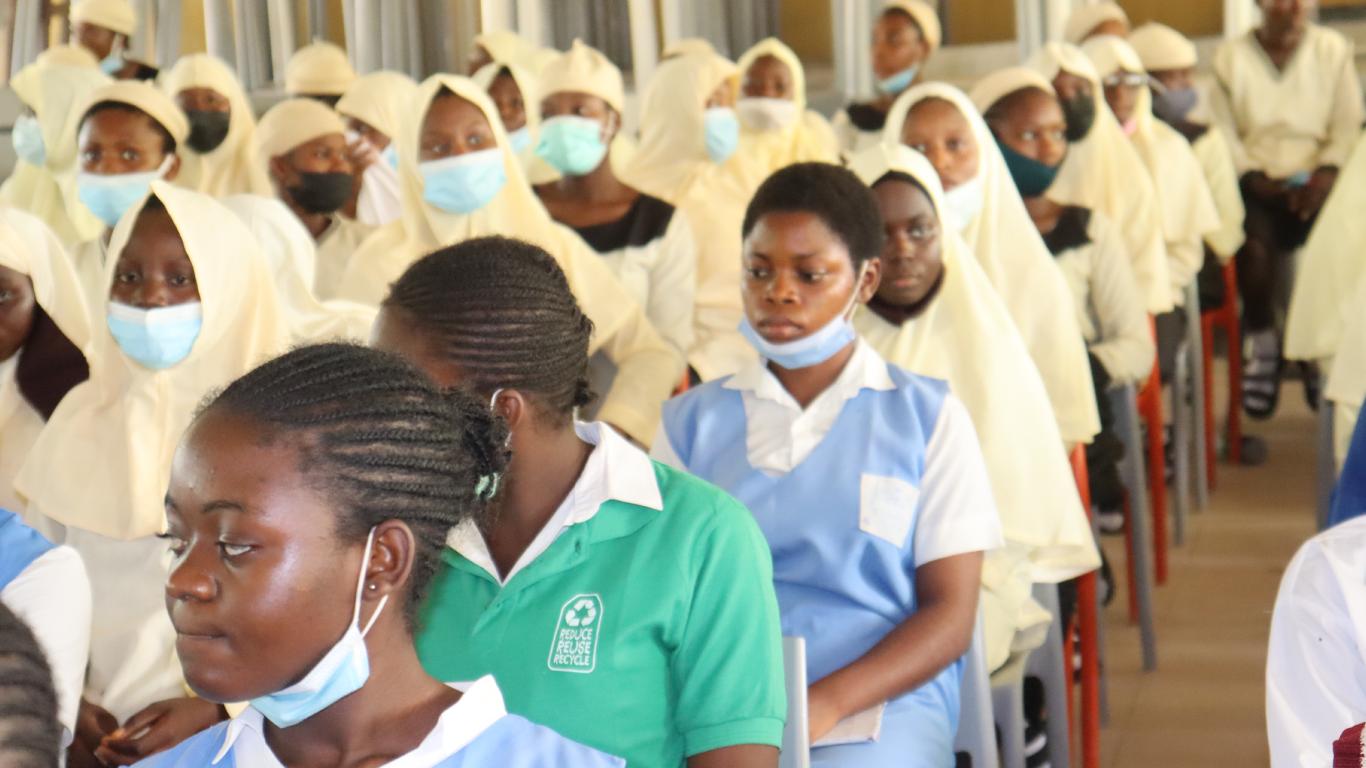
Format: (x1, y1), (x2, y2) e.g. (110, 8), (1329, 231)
(1118, 0), (1221, 38)
(780, 0), (834, 64)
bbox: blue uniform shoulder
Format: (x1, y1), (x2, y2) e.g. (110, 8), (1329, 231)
(884, 360), (951, 399)
(649, 457), (755, 531)
(442, 714), (625, 767)
(132, 722), (231, 768)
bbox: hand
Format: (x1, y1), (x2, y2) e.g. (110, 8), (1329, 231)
(346, 137), (382, 175)
(1294, 167), (1338, 220)
(74, 698), (118, 752)
(1242, 171), (1285, 200)
(93, 697), (228, 766)
(807, 684), (845, 744)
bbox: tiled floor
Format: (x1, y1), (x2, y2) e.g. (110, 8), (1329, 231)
(1091, 363), (1319, 768)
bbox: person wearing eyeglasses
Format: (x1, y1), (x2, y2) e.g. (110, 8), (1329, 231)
(1084, 35), (1220, 395)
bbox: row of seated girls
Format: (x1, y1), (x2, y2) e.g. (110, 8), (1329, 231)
(1, 0), (1350, 764)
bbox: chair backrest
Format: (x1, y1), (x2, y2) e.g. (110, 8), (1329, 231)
(780, 637), (811, 768)
(955, 610), (999, 768)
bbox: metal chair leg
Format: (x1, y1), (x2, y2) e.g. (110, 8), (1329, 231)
(1317, 396), (1337, 532)
(956, 613), (999, 768)
(1172, 339), (1191, 546)
(1111, 385), (1158, 671)
(1026, 584), (1072, 768)
(993, 679), (1027, 768)
(1186, 281), (1210, 511)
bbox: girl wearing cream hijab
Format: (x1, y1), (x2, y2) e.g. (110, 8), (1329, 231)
(882, 81), (1100, 445)
(1, 62), (110, 248)
(69, 81), (186, 305)
(1063, 2), (1131, 44)
(848, 143), (1100, 673)
(534, 41), (696, 368)
(1083, 35), (1220, 310)
(337, 74), (679, 446)
(831, 0), (941, 153)
(283, 40), (356, 106)
(336, 70), (419, 228)
(256, 98), (375, 302)
(161, 54), (272, 199)
(15, 181), (290, 757)
(468, 28), (558, 75)
(473, 60), (553, 183)
(620, 52), (757, 381)
(0, 207), (91, 516)
(732, 38), (840, 193)
(1027, 42), (1173, 315)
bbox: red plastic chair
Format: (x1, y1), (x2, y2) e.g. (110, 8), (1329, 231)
(1136, 317), (1170, 586)
(1069, 446), (1102, 768)
(1200, 260), (1242, 484)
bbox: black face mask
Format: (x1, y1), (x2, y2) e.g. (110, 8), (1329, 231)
(184, 110), (231, 154)
(287, 171), (354, 214)
(1060, 94), (1097, 142)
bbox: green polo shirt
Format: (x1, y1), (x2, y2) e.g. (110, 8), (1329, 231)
(415, 436), (785, 768)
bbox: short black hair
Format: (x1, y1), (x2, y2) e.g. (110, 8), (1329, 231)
(298, 93), (342, 108)
(199, 342), (510, 627)
(0, 602), (61, 768)
(80, 101), (177, 155)
(742, 162), (887, 265)
(982, 85), (1056, 130)
(383, 236), (596, 425)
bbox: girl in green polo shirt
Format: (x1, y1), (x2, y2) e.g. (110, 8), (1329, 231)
(373, 235), (787, 768)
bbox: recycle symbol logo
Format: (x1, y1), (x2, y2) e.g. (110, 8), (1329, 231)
(565, 598), (598, 627)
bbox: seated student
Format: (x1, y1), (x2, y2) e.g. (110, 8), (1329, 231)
(161, 54), (272, 198)
(0, 59), (109, 249)
(846, 144), (1099, 675)
(655, 162), (1004, 767)
(1, 508), (92, 753)
(130, 343), (622, 767)
(0, 206), (92, 517)
(473, 62), (538, 168)
(335, 71), (419, 231)
(1062, 2), (1130, 45)
(732, 38), (840, 194)
(1083, 35), (1220, 383)
(255, 98), (375, 302)
(974, 68), (1155, 530)
(70, 81), (186, 303)
(534, 41), (696, 372)
(1267, 513), (1366, 768)
(67, 0), (140, 78)
(338, 74), (680, 447)
(372, 238), (786, 768)
(1209, 0), (1364, 418)
(1027, 43), (1172, 316)
(468, 29), (558, 76)
(882, 81), (1100, 446)
(0, 602), (67, 765)
(283, 41), (356, 107)
(13, 183), (292, 763)
(830, 0), (940, 154)
(620, 51), (755, 380)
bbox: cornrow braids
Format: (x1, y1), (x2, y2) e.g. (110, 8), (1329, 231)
(0, 603), (61, 768)
(384, 236), (596, 425)
(743, 162), (887, 266)
(200, 342), (511, 627)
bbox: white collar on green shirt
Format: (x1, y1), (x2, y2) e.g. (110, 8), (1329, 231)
(212, 675), (508, 766)
(447, 421), (664, 586)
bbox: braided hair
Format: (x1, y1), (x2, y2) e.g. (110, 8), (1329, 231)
(0, 603), (61, 768)
(383, 236), (596, 426)
(742, 162), (887, 266)
(199, 342), (511, 626)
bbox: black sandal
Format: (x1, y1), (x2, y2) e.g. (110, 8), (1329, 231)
(1242, 341), (1281, 420)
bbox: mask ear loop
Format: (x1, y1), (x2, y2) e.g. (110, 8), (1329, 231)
(355, 527), (389, 639)
(841, 261), (871, 322)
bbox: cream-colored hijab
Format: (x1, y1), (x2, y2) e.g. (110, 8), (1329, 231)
(732, 38), (840, 194)
(881, 81), (1100, 444)
(1285, 132), (1366, 363)
(1083, 35), (1219, 298)
(14, 181), (291, 541)
(849, 144), (1100, 666)
(335, 71), (419, 142)
(0, 64), (110, 247)
(1028, 42), (1173, 314)
(472, 60), (552, 182)
(161, 54), (273, 198)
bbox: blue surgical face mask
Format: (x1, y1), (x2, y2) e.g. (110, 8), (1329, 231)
(536, 115), (609, 177)
(507, 126), (532, 154)
(106, 301), (203, 370)
(11, 115), (45, 167)
(941, 175), (985, 232)
(419, 148), (507, 215)
(77, 156), (171, 227)
(738, 264), (867, 369)
(380, 141), (399, 170)
(877, 64), (920, 95)
(704, 107), (739, 164)
(251, 528), (389, 729)
(98, 43), (124, 76)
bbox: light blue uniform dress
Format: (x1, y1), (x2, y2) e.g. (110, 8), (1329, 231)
(133, 677), (625, 768)
(660, 352), (998, 768)
(0, 508), (55, 590)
